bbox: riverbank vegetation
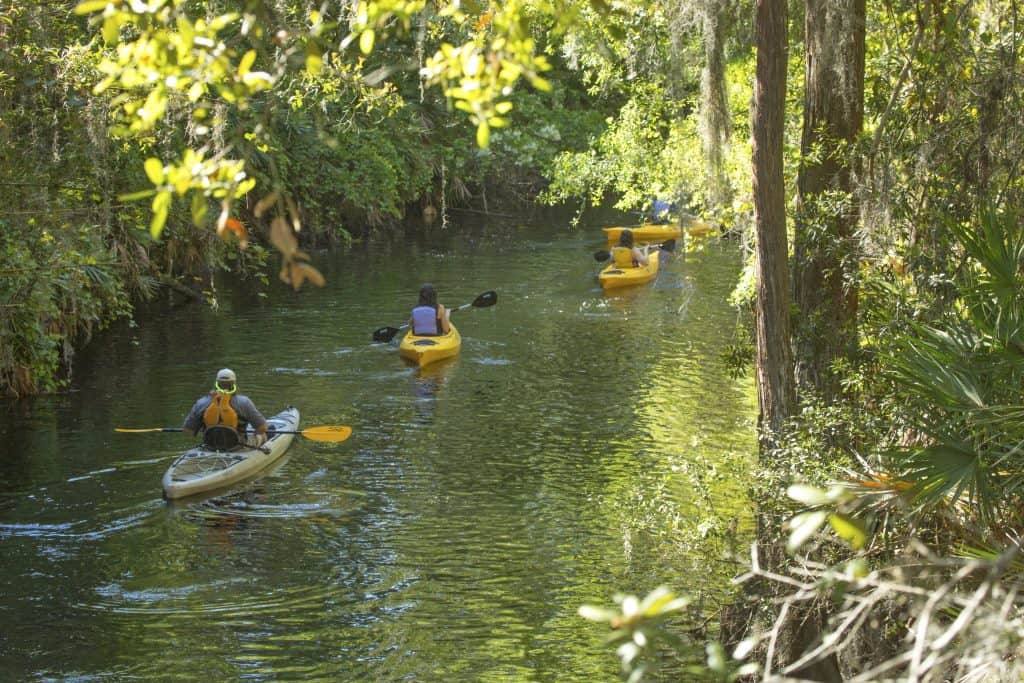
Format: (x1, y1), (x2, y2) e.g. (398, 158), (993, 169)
(7, 0), (1024, 680)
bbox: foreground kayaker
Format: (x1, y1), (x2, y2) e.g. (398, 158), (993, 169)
(182, 368), (269, 449)
(410, 283), (451, 336)
(613, 229), (649, 268)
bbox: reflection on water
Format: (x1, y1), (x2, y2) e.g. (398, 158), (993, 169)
(0, 213), (755, 680)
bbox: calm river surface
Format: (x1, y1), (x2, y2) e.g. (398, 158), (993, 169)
(1, 211), (756, 681)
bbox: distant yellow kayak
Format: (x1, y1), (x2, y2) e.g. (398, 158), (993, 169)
(603, 224), (681, 247)
(599, 250), (661, 290)
(400, 323), (461, 367)
(686, 220), (714, 237)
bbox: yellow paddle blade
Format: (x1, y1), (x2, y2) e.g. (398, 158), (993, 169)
(301, 425), (353, 442)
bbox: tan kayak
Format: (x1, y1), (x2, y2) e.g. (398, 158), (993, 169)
(162, 407), (300, 499)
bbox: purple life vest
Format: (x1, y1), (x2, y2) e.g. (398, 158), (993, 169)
(412, 305), (440, 335)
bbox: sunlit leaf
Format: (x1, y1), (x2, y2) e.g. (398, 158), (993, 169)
(190, 193), (207, 226)
(238, 50), (256, 76)
(787, 510), (828, 553)
(788, 484), (830, 506)
(74, 0), (109, 15)
(144, 158), (164, 185)
(150, 191), (170, 239)
(360, 29), (375, 54)
(476, 121), (490, 148)
(578, 604), (617, 623)
(118, 189), (156, 201)
(102, 16), (119, 45)
(828, 513), (868, 550)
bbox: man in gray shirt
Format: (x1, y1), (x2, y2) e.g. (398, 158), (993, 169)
(183, 368), (269, 448)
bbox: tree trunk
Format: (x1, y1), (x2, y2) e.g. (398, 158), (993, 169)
(700, 0), (733, 210)
(752, 0), (795, 444)
(792, 0), (866, 401)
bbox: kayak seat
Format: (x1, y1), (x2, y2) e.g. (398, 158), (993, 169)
(412, 339), (438, 346)
(203, 425), (241, 451)
(606, 269), (624, 275)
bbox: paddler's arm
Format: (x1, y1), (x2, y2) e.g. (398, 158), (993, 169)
(236, 396), (269, 445)
(181, 399), (206, 437)
(438, 304), (451, 334)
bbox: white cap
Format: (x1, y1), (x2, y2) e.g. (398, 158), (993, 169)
(216, 368), (236, 383)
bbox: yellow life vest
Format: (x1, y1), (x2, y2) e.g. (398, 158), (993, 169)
(203, 392), (239, 429)
(613, 246), (635, 268)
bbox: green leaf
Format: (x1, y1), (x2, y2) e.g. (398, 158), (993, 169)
(306, 49), (323, 76)
(829, 513), (868, 550)
(476, 121), (490, 148)
(150, 192), (170, 239)
(191, 193), (208, 226)
(118, 189), (157, 201)
(102, 16), (120, 45)
(74, 0), (110, 14)
(359, 29), (375, 55)
(238, 49), (256, 76)
(144, 158), (165, 185)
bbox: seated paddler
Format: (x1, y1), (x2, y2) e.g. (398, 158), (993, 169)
(612, 229), (648, 268)
(409, 283), (451, 336)
(182, 368), (269, 449)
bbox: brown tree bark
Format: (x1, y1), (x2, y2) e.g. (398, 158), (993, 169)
(792, 0), (866, 401)
(752, 0), (795, 444)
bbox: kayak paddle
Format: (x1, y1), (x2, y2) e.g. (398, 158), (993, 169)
(115, 425), (353, 443)
(372, 290), (498, 343)
(594, 239), (676, 262)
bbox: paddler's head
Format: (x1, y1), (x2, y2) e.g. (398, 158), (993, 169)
(418, 283), (438, 308)
(618, 229), (634, 248)
(215, 368), (237, 394)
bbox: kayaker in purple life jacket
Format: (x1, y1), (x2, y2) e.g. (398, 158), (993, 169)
(612, 229), (649, 268)
(648, 197), (674, 225)
(182, 368), (269, 449)
(410, 283), (451, 336)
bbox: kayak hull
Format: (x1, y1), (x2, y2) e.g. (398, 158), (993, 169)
(599, 249), (661, 290)
(162, 407), (300, 500)
(400, 323), (461, 367)
(604, 224), (681, 247)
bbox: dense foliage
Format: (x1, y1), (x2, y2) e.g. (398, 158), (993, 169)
(0, 1), (610, 395)
(9, 0), (1024, 680)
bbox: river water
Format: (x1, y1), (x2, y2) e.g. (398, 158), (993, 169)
(0, 211), (756, 681)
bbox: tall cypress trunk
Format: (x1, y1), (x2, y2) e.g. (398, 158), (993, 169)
(700, 0), (733, 210)
(752, 0), (795, 443)
(792, 0), (866, 400)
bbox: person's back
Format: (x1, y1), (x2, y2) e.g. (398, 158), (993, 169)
(410, 283), (449, 336)
(613, 229), (647, 268)
(650, 198), (673, 225)
(183, 369), (268, 448)
(613, 246), (636, 268)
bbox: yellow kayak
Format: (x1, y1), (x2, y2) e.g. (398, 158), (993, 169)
(400, 323), (461, 367)
(686, 219), (714, 237)
(604, 224), (681, 247)
(599, 250), (660, 290)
